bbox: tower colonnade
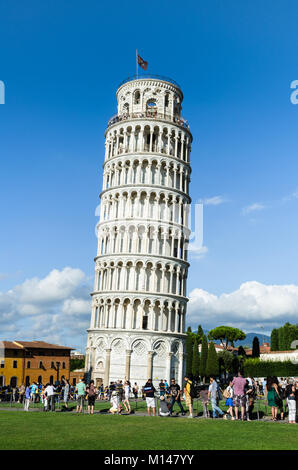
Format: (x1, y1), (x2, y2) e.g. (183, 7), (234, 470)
(86, 76), (192, 387)
(103, 155), (191, 194)
(105, 121), (191, 162)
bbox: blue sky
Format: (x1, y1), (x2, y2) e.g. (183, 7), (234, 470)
(1, 0), (298, 351)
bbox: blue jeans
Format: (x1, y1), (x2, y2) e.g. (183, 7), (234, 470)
(169, 396), (185, 414)
(211, 398), (224, 418)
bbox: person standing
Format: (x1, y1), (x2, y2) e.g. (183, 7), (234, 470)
(133, 382), (139, 399)
(44, 383), (56, 412)
(75, 378), (86, 414)
(86, 380), (97, 415)
(62, 378), (70, 409)
(143, 378), (156, 416)
(244, 378), (256, 421)
(265, 376), (281, 421)
(183, 375), (194, 418)
(286, 381), (297, 424)
(123, 380), (131, 414)
(223, 380), (234, 420)
(169, 378), (185, 416)
(232, 371), (247, 421)
(18, 383), (25, 404)
(274, 377), (284, 420)
(30, 382), (38, 402)
(24, 384), (31, 411)
(159, 380), (166, 397)
(208, 376), (225, 419)
(199, 385), (210, 418)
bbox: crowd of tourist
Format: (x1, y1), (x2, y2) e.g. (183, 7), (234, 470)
(1, 374), (297, 422)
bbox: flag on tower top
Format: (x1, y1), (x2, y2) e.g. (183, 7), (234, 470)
(137, 53), (148, 71)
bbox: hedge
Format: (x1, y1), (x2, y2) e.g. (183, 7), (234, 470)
(243, 358), (298, 377)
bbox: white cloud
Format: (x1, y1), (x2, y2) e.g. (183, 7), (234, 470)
(62, 298), (91, 316)
(242, 203), (266, 215)
(188, 281), (298, 331)
(282, 189), (298, 203)
(0, 267), (91, 351)
(15, 267), (86, 307)
(202, 196), (227, 206)
(189, 245), (208, 260)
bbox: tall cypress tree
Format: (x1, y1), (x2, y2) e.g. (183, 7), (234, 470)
(283, 323), (291, 350)
(197, 325), (204, 344)
(206, 341), (219, 377)
(252, 336), (260, 358)
(192, 336), (200, 379)
(289, 324), (298, 349)
(200, 335), (208, 380)
(271, 328), (279, 351)
(238, 345), (246, 357)
(185, 328), (194, 377)
(278, 327), (285, 351)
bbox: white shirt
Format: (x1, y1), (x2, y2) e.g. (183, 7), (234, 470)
(45, 385), (55, 396)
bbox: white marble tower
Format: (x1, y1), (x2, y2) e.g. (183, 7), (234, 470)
(85, 75), (192, 388)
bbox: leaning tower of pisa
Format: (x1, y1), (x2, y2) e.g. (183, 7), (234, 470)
(85, 74), (192, 388)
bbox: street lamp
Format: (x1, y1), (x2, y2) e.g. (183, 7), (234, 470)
(56, 361), (60, 384)
(258, 325), (264, 346)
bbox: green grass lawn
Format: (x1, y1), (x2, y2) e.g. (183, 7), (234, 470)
(0, 409), (297, 450)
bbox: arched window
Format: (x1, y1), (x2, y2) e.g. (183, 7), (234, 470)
(146, 98), (157, 109)
(62, 362), (66, 369)
(10, 376), (17, 387)
(0, 376), (4, 386)
(165, 93), (169, 107)
(134, 90), (140, 104)
(27, 361), (31, 369)
(142, 315), (148, 330)
(38, 375), (42, 384)
(123, 103), (129, 115)
(25, 376), (30, 386)
(50, 375), (54, 385)
(146, 99), (157, 118)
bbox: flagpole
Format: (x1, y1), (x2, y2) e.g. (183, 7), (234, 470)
(136, 49), (138, 79)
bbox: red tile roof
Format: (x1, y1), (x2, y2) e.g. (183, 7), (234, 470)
(1, 341), (73, 350)
(1, 341), (24, 350)
(15, 341), (73, 350)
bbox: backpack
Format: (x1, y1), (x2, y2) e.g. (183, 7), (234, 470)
(189, 382), (197, 399)
(223, 387), (230, 399)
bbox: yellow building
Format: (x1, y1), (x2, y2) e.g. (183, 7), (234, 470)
(0, 341), (73, 387)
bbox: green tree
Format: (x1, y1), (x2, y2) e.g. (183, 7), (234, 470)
(192, 337), (200, 379)
(186, 328), (194, 377)
(278, 327), (285, 351)
(283, 323), (291, 350)
(206, 341), (219, 377)
(238, 345), (246, 357)
(252, 336), (260, 358)
(270, 328), (279, 351)
(208, 326), (246, 349)
(200, 335), (208, 380)
(70, 358), (85, 371)
(289, 324), (298, 349)
(217, 350), (234, 381)
(197, 325), (204, 344)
